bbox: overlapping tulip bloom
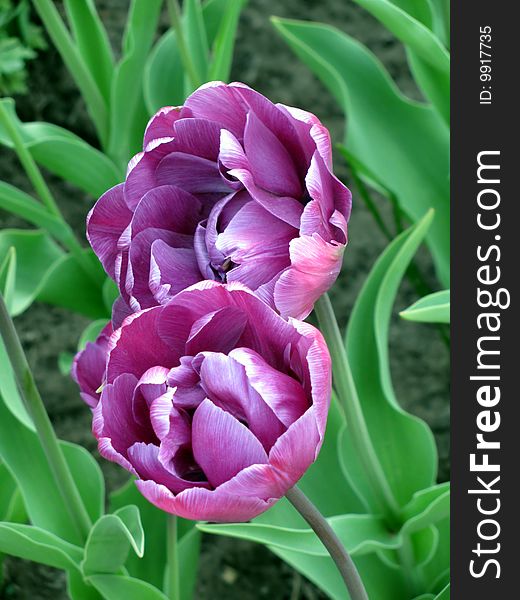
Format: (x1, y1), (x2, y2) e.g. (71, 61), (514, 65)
(87, 81), (351, 320)
(76, 283), (330, 522)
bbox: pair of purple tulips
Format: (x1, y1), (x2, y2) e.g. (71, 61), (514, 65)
(73, 82), (352, 523)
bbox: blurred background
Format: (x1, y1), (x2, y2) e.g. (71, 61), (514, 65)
(0, 1), (449, 597)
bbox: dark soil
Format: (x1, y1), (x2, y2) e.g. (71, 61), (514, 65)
(0, 1), (449, 598)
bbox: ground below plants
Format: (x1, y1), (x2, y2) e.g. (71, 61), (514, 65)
(0, 1), (449, 598)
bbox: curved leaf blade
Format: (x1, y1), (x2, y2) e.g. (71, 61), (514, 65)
(400, 289), (450, 323)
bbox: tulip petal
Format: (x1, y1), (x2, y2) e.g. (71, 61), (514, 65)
(149, 241), (201, 303)
(186, 306), (247, 356)
(184, 81), (246, 139)
(131, 185), (202, 237)
(156, 152), (232, 196)
(87, 184), (131, 279)
(243, 110), (302, 198)
(198, 352), (285, 450)
(128, 442), (207, 494)
(172, 117), (222, 161)
(274, 234), (345, 320)
(192, 399), (268, 488)
(135, 479), (274, 522)
(229, 347), (309, 427)
(144, 106), (182, 147)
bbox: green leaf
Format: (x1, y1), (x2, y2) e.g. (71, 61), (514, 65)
(178, 527), (201, 600)
(58, 351), (74, 376)
(88, 574), (168, 600)
(0, 181), (70, 243)
(199, 513), (399, 557)
(103, 278), (119, 314)
(109, 479), (200, 597)
(143, 30), (185, 115)
(184, 0), (210, 86)
(0, 99), (121, 197)
(63, 0), (114, 104)
(78, 319), (109, 350)
(0, 390), (103, 544)
(108, 0), (163, 165)
(0, 522), (83, 570)
(0, 463), (26, 523)
(434, 583), (450, 599)
(351, 0), (449, 121)
(272, 547), (407, 600)
(37, 250), (108, 319)
(0, 246), (16, 314)
(82, 506), (144, 576)
(272, 18), (449, 286)
(400, 289), (450, 323)
(0, 335), (33, 429)
(207, 0), (245, 81)
(341, 212), (438, 510)
(0, 229), (63, 316)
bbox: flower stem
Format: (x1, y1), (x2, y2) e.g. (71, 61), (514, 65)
(286, 486), (369, 600)
(166, 0), (203, 91)
(0, 293), (92, 543)
(314, 294), (401, 528)
(166, 514), (180, 600)
(0, 100), (101, 284)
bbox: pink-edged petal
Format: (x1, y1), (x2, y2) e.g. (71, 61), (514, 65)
(243, 111), (301, 198)
(106, 307), (178, 382)
(302, 151), (352, 243)
(216, 463), (288, 500)
(198, 352), (285, 450)
(219, 130), (303, 228)
(290, 319), (331, 439)
(171, 118), (222, 161)
(128, 442), (208, 494)
(185, 306), (247, 356)
(135, 479), (274, 522)
(192, 399), (268, 488)
(274, 234), (345, 320)
(216, 200), (296, 262)
(231, 85), (310, 179)
(95, 373), (156, 458)
(229, 347), (309, 427)
(125, 140), (176, 210)
(131, 185), (202, 237)
(132, 366), (169, 428)
(269, 407), (321, 485)
(149, 241), (201, 304)
(184, 82), (246, 139)
(144, 106), (182, 147)
(156, 152), (231, 195)
(87, 184), (131, 279)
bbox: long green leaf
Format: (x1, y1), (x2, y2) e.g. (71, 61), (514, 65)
(108, 0), (163, 165)
(88, 574), (168, 600)
(341, 212), (438, 510)
(0, 99), (121, 196)
(0, 394), (104, 544)
(351, 0), (449, 121)
(199, 513), (398, 557)
(63, 0), (114, 103)
(0, 522), (83, 570)
(184, 0), (210, 86)
(272, 18), (449, 286)
(400, 289), (450, 323)
(0, 247), (16, 314)
(207, 0), (245, 80)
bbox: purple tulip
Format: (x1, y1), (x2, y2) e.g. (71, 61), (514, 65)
(88, 82), (351, 320)
(72, 322), (113, 408)
(91, 282), (330, 522)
